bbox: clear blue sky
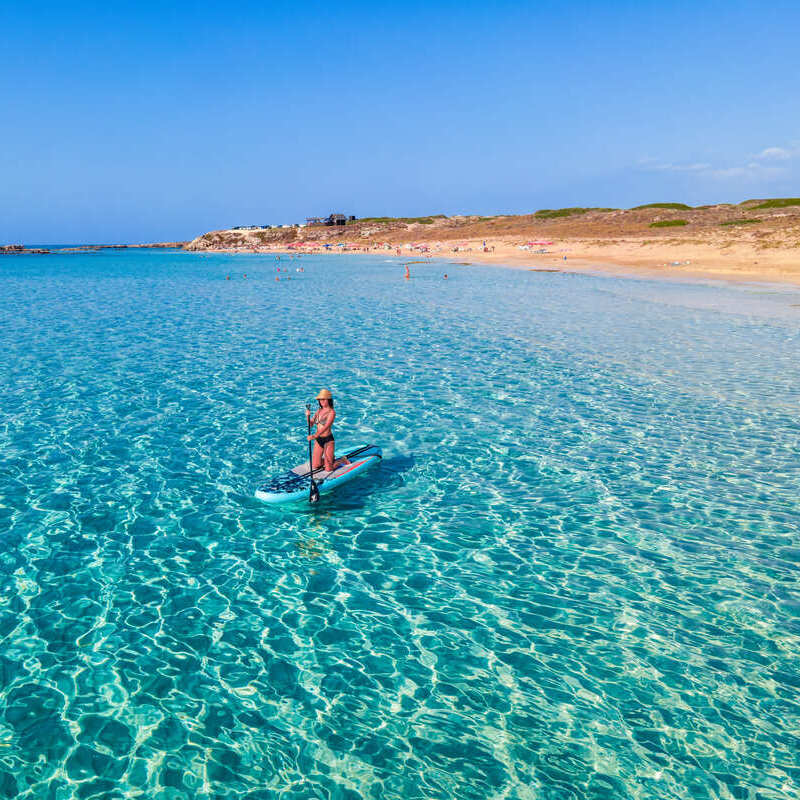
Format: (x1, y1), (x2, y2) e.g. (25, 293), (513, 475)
(2, 0), (798, 243)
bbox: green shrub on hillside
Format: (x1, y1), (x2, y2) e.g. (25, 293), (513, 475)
(355, 215), (447, 225)
(633, 202), (692, 210)
(749, 198), (800, 210)
(720, 218), (762, 226)
(534, 207), (616, 219)
(649, 219), (688, 228)
(534, 208), (585, 218)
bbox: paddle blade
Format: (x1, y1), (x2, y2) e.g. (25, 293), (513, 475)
(309, 481), (320, 503)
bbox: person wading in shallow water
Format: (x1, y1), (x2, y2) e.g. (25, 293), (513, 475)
(306, 389), (350, 472)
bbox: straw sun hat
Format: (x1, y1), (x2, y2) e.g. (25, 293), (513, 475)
(316, 389), (333, 400)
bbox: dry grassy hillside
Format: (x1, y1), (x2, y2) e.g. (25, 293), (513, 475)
(185, 199), (800, 252)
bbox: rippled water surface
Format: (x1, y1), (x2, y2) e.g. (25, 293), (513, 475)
(1, 250), (799, 799)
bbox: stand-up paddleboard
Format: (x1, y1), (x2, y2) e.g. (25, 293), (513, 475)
(255, 445), (382, 505)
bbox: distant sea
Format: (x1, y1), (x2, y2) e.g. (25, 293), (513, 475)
(1, 248), (798, 799)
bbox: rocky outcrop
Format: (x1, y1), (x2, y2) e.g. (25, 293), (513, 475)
(1, 242), (189, 255)
(0, 245), (50, 254)
(185, 228), (300, 251)
(58, 243), (189, 252)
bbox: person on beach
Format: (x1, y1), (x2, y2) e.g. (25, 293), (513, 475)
(306, 389), (349, 472)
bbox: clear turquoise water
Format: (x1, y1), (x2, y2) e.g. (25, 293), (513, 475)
(1, 250), (799, 800)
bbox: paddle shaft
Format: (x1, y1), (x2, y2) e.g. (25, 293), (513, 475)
(306, 404), (320, 503)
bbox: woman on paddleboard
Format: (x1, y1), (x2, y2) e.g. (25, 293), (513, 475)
(306, 389), (349, 472)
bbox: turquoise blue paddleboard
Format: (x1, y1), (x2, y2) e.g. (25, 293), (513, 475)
(255, 444), (382, 505)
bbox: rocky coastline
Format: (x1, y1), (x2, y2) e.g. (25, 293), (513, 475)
(0, 244), (51, 255)
(0, 242), (187, 255)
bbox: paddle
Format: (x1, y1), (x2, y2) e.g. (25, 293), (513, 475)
(306, 403), (320, 503)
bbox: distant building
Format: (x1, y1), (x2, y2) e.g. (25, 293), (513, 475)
(306, 213), (352, 227)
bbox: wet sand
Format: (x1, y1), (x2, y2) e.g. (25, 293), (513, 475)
(444, 239), (800, 287)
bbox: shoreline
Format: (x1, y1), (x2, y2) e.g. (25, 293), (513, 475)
(442, 240), (800, 287)
(183, 201), (800, 288)
(187, 239), (800, 289)
(436, 247), (800, 288)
